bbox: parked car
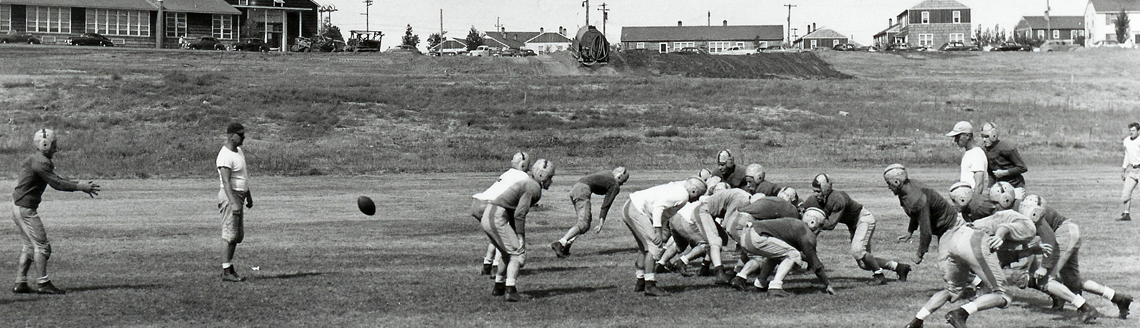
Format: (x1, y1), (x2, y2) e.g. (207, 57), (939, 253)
(675, 47), (707, 54)
(1092, 39), (1132, 49)
(884, 43), (910, 51)
(68, 33), (113, 47)
(1037, 39), (1080, 52)
(519, 48), (537, 56)
(938, 41), (979, 51)
(832, 43), (857, 51)
(188, 37), (226, 50)
(0, 32), (40, 44)
(386, 44), (422, 55)
(232, 38), (270, 52)
(469, 45), (497, 56)
(498, 48), (520, 57)
(711, 46), (755, 55)
(990, 42), (1030, 52)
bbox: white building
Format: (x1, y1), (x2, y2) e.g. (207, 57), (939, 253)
(1085, 0), (1140, 46)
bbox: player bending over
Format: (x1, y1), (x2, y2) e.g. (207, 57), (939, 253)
(479, 159), (553, 302)
(734, 211), (835, 297)
(621, 178), (706, 296)
(471, 152), (533, 275)
(551, 167), (628, 258)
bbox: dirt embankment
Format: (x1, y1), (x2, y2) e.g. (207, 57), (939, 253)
(606, 51), (852, 79)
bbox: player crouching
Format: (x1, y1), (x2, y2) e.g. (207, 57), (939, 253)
(622, 178), (706, 296)
(480, 159), (554, 302)
(733, 208), (835, 297)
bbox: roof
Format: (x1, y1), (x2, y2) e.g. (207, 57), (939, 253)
(159, 0), (241, 15)
(874, 24), (902, 38)
(1088, 0), (1140, 13)
(527, 32), (572, 43)
(484, 32), (538, 49)
(1017, 16), (1085, 30)
(0, 0), (240, 14)
(0, 0), (156, 11)
(909, 0), (969, 10)
(621, 25), (783, 42)
(800, 28), (847, 39)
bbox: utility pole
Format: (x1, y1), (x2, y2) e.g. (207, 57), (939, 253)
(361, 0), (373, 31)
(582, 0), (590, 27)
(439, 9), (444, 50)
(597, 3), (610, 36)
(318, 5), (337, 34)
(784, 4), (797, 47)
(1045, 0), (1052, 41)
(708, 11), (711, 26)
(495, 17), (503, 33)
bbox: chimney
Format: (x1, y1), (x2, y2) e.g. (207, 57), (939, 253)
(807, 24), (811, 34)
(889, 18), (893, 27)
(501, 26), (505, 33)
(723, 20), (728, 26)
(559, 26), (564, 35)
(540, 27), (544, 33)
(678, 21), (682, 26)
(813, 23), (817, 32)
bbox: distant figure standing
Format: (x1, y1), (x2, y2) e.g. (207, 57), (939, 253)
(217, 123), (253, 282)
(1120, 122), (1140, 221)
(980, 123), (1028, 200)
(551, 167), (628, 258)
(11, 128), (100, 294)
(947, 121), (987, 198)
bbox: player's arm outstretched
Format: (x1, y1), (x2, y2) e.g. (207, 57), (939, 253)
(595, 185), (620, 234)
(33, 160), (99, 197)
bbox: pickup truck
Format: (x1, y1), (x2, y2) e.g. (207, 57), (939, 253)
(469, 45), (498, 57)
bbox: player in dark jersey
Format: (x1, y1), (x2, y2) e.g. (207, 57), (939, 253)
(883, 164), (961, 265)
(551, 167), (628, 258)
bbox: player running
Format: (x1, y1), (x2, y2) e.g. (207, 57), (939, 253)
(884, 164), (960, 266)
(480, 159), (554, 302)
(1021, 195), (1133, 318)
(621, 178), (706, 296)
(10, 128), (100, 294)
(551, 167), (629, 258)
(800, 173), (910, 285)
(471, 152), (533, 275)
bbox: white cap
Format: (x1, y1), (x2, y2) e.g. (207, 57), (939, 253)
(945, 121), (973, 137)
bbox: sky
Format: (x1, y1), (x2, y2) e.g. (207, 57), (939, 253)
(318, 0), (1089, 47)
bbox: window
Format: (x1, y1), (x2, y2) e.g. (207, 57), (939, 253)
(921, 12), (929, 24)
(212, 15), (235, 39)
(708, 41), (731, 53)
(757, 41), (768, 48)
(1071, 30), (1082, 39)
(86, 9), (149, 36)
(635, 42), (644, 49)
(659, 43), (667, 53)
(1037, 30), (1045, 39)
(953, 11), (961, 23)
(1, 5), (10, 32)
(810, 40), (817, 48)
(167, 12), (187, 38)
(833, 40), (840, 46)
(736, 42), (744, 48)
(239, 0), (251, 5)
(1108, 15), (1117, 25)
(949, 33), (964, 43)
(919, 34), (933, 46)
(26, 6), (70, 33)
(672, 41), (694, 49)
(1050, 30), (1059, 39)
(1107, 33), (1117, 41)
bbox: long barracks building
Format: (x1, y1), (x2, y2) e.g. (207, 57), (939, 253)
(0, 0), (319, 50)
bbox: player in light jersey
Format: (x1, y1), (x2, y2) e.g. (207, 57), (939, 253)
(1120, 122), (1140, 221)
(480, 159), (554, 302)
(1020, 195), (1133, 318)
(621, 178), (706, 296)
(471, 152), (533, 275)
(551, 167), (628, 258)
(217, 123), (253, 283)
(799, 173), (910, 285)
(657, 182), (730, 280)
(947, 121), (987, 199)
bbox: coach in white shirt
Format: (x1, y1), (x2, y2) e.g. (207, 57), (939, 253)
(947, 121), (987, 198)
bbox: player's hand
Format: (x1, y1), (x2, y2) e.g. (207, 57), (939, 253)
(988, 236), (1004, 250)
(593, 219), (605, 234)
(897, 233), (913, 243)
(993, 169), (1009, 178)
(1039, 242), (1053, 257)
(245, 197), (254, 209)
(824, 285), (837, 295)
(654, 228), (665, 245)
(1034, 267), (1048, 279)
(913, 253), (924, 265)
(81, 181), (100, 198)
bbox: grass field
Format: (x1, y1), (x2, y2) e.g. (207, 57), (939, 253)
(0, 167), (1136, 327)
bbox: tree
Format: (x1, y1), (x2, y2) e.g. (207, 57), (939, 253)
(427, 33), (442, 51)
(322, 23), (344, 41)
(402, 24), (420, 47)
(242, 19), (264, 39)
(465, 26), (485, 50)
(1115, 9), (1130, 44)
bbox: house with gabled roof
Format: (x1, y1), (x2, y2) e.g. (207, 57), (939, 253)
(873, 20), (904, 47)
(483, 27), (571, 53)
(793, 27), (848, 49)
(620, 22), (783, 53)
(889, 0), (973, 48)
(1085, 0), (1140, 46)
(1014, 16), (1085, 43)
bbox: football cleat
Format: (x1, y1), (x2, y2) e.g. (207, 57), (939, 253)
(1077, 303), (1099, 323)
(504, 286), (522, 302)
(481, 263), (493, 275)
(698, 263), (713, 277)
(903, 318), (924, 328)
(713, 266), (734, 285)
(33, 281), (66, 295)
(1114, 293), (1132, 319)
(643, 281), (669, 297)
(729, 276), (747, 291)
(492, 282), (506, 296)
(945, 308), (969, 328)
(551, 242), (568, 258)
(869, 273), (887, 286)
(1050, 297), (1065, 311)
(768, 288), (792, 298)
(12, 282), (31, 294)
(222, 267), (246, 282)
(671, 259), (692, 277)
(1119, 213), (1132, 221)
(634, 278), (645, 292)
(896, 263), (912, 282)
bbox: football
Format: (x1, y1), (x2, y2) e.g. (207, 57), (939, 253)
(357, 196), (376, 216)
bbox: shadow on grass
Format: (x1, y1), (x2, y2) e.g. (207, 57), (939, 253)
(524, 285), (616, 299)
(68, 283), (166, 292)
(255, 271), (325, 280)
(662, 283), (724, 293)
(595, 247), (638, 255)
(0, 298), (39, 305)
(522, 266), (585, 275)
